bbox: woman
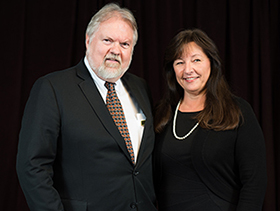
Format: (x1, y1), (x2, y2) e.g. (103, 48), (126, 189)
(153, 29), (267, 210)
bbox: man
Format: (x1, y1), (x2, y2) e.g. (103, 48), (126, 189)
(16, 3), (157, 211)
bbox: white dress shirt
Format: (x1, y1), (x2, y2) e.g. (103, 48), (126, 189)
(84, 57), (145, 162)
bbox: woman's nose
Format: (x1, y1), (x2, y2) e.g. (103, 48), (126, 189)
(184, 62), (193, 74)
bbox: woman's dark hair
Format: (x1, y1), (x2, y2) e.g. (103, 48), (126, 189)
(154, 28), (242, 133)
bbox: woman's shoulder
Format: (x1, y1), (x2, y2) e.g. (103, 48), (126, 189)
(233, 96), (261, 128)
(233, 96), (254, 113)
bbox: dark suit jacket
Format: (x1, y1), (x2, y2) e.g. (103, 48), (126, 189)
(16, 60), (157, 211)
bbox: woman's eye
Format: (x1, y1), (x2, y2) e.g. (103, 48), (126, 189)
(175, 61), (183, 65)
(193, 59), (201, 62)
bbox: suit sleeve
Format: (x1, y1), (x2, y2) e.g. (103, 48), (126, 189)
(235, 100), (267, 210)
(16, 77), (64, 211)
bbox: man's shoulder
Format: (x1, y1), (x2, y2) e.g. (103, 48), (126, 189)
(122, 72), (146, 85)
(38, 60), (88, 82)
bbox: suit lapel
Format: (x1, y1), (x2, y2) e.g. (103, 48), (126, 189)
(121, 74), (154, 167)
(122, 78), (150, 119)
(75, 61), (132, 163)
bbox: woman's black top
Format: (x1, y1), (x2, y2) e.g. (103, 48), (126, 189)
(154, 98), (267, 211)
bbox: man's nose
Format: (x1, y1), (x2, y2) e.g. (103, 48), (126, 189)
(109, 42), (121, 55)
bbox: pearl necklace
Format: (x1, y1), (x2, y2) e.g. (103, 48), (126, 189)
(173, 100), (199, 140)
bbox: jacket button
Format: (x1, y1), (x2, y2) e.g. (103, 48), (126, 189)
(134, 171), (139, 176)
(130, 202), (137, 209)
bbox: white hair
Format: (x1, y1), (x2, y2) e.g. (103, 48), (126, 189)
(85, 3), (138, 47)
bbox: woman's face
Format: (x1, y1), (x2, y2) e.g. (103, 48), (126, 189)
(173, 42), (211, 97)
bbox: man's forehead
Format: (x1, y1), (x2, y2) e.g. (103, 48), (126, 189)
(97, 18), (134, 40)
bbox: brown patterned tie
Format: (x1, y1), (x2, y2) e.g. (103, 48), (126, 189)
(105, 81), (135, 164)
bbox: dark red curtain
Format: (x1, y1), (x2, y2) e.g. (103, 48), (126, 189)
(1, 0), (279, 210)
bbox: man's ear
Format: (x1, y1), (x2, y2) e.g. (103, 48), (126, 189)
(85, 34), (90, 49)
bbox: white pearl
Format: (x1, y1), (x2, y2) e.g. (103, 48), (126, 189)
(173, 99), (199, 140)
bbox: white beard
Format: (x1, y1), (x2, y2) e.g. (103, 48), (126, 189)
(87, 53), (132, 80)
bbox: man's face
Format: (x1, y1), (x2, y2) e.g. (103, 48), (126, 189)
(86, 17), (134, 82)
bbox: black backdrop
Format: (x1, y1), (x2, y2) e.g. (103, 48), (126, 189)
(1, 0), (279, 210)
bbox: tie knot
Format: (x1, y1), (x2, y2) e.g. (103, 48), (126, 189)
(105, 81), (116, 91)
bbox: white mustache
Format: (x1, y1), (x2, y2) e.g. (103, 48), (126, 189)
(104, 54), (121, 64)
